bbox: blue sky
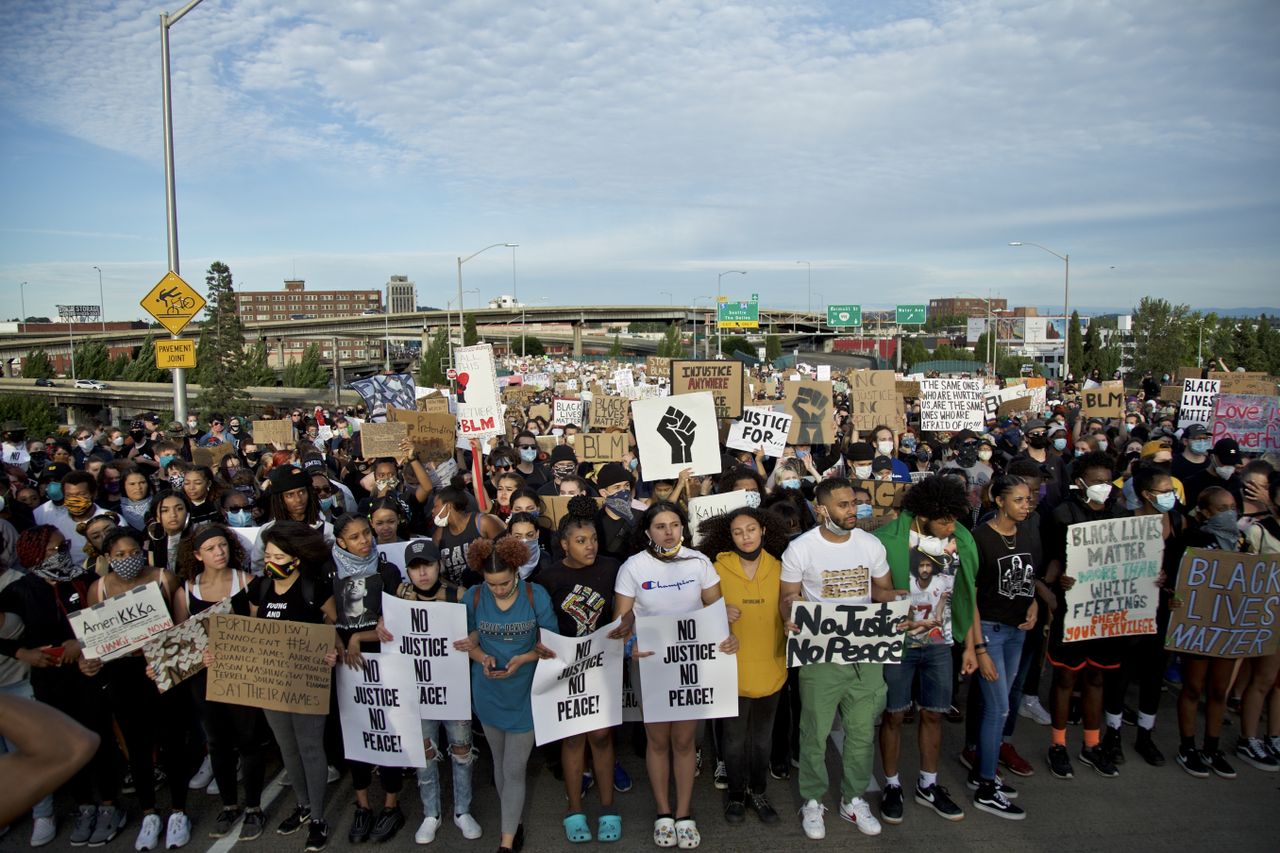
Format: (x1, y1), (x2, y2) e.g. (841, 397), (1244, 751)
(2, 0), (1277, 321)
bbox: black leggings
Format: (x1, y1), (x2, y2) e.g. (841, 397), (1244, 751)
(722, 692), (782, 797)
(31, 666), (120, 804)
(769, 668), (801, 768)
(1104, 609), (1169, 719)
(349, 760), (404, 794)
(190, 674), (270, 808)
(103, 657), (198, 811)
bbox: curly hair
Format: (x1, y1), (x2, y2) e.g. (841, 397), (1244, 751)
(1073, 451), (1115, 481)
(695, 507), (790, 561)
(467, 536), (529, 576)
(15, 524), (59, 569)
(902, 475), (969, 523)
(175, 523), (248, 582)
(557, 494), (600, 540)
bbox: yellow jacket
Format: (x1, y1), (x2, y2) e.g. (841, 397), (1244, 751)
(713, 550), (787, 698)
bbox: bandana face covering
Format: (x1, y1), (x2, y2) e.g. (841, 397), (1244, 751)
(110, 552), (147, 581)
(604, 490), (633, 521)
(34, 550), (77, 583)
(265, 559), (297, 579)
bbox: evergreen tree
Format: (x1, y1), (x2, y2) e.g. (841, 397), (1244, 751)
(196, 261), (249, 413)
(901, 339), (929, 369)
(1080, 320), (1103, 376)
(281, 343), (330, 389)
(510, 335), (545, 358)
(71, 340), (113, 380)
(463, 314), (479, 346)
(1231, 317), (1266, 371)
(122, 338), (167, 383)
(0, 394), (59, 437)
(720, 335), (755, 358)
(1130, 297), (1191, 377)
(765, 334), (782, 362)
(608, 334), (622, 356)
(20, 350), (54, 379)
(418, 328), (450, 386)
(1067, 311), (1084, 377)
(106, 349), (132, 380)
(656, 324), (683, 358)
(239, 340), (277, 387)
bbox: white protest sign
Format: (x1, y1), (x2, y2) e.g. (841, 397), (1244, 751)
(1063, 516), (1164, 642)
(455, 344), (502, 439)
(635, 598), (738, 723)
(531, 620), (624, 746)
(69, 582), (175, 661)
(816, 365), (831, 381)
(336, 653), (428, 767)
(631, 392), (723, 481)
(687, 490), (753, 546)
(524, 372), (551, 390)
(377, 542), (412, 579)
(919, 378), (984, 431)
(1178, 378), (1220, 429)
(229, 525), (262, 561)
(613, 368), (634, 389)
(725, 407), (792, 458)
(553, 398), (585, 427)
(786, 600), (910, 667)
(622, 656), (643, 722)
(381, 594), (472, 721)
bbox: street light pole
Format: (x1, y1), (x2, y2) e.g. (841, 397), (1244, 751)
(383, 282), (391, 371)
(796, 261), (811, 314)
(716, 270), (747, 356)
(456, 242), (516, 365)
(93, 266), (105, 332)
(161, 0), (205, 423)
(19, 282), (26, 327)
(510, 244), (519, 302)
(1009, 241), (1070, 380)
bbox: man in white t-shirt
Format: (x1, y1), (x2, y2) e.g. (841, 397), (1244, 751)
(780, 478), (896, 841)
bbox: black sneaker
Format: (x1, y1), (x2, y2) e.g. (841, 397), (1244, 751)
(513, 823), (525, 852)
(1102, 726), (1126, 765)
(276, 806), (311, 836)
(880, 784), (904, 825)
(944, 704), (964, 724)
(746, 791), (779, 825)
(348, 807), (373, 843)
(724, 798), (746, 824)
(768, 763), (790, 781)
(368, 807), (404, 843)
(304, 820), (329, 852)
(210, 807), (242, 839)
(965, 769), (1018, 799)
(1177, 746), (1210, 778)
(1234, 738), (1279, 772)
(914, 783), (964, 821)
(1047, 745), (1074, 779)
(1135, 730), (1166, 767)
(239, 810), (265, 842)
(713, 761), (728, 791)
(973, 781), (1024, 821)
(1079, 745), (1120, 778)
(1204, 750), (1237, 779)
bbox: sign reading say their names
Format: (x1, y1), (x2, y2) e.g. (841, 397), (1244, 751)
(635, 599), (738, 723)
(687, 490), (753, 546)
(69, 582), (174, 661)
(919, 379), (984, 431)
(207, 614), (335, 714)
(1063, 516), (1163, 642)
(786, 600), (910, 667)
(631, 392), (723, 481)
(1166, 548), (1280, 659)
(725, 407), (793, 457)
(337, 654), (428, 768)
(531, 620), (624, 745)
(671, 360), (745, 419)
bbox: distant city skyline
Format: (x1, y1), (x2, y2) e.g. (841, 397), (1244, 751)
(3, 1), (1277, 320)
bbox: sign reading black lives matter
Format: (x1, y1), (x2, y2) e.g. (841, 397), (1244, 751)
(631, 392), (723, 481)
(380, 594), (471, 720)
(337, 654), (428, 768)
(635, 599), (738, 723)
(1166, 548), (1280, 659)
(786, 600), (911, 667)
(531, 620), (624, 745)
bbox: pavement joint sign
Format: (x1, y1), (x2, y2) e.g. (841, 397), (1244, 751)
(155, 339), (196, 370)
(141, 271), (205, 336)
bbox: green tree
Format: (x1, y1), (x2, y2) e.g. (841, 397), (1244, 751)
(765, 334), (782, 362)
(511, 335), (545, 357)
(1130, 297), (1191, 378)
(930, 344), (975, 362)
(463, 314), (479, 346)
(418, 327), (450, 386)
(1067, 311), (1084, 377)
(1231, 317), (1266, 371)
(194, 261), (249, 413)
(121, 338), (167, 383)
(608, 334), (622, 357)
(719, 335), (756, 358)
(923, 314), (964, 333)
(281, 343), (329, 389)
(239, 340), (277, 387)
(20, 350), (54, 379)
(901, 338), (929, 369)
(0, 394), (60, 437)
(71, 340), (113, 380)
(656, 324), (684, 358)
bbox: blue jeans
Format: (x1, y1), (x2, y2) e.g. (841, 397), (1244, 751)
(884, 643), (953, 713)
(418, 719), (474, 819)
(0, 680), (55, 819)
(976, 622), (1025, 781)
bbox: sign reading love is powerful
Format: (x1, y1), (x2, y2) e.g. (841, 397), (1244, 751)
(531, 620), (624, 745)
(337, 654), (428, 768)
(630, 392), (723, 481)
(381, 594), (471, 720)
(1063, 516), (1164, 642)
(785, 600), (910, 667)
(1211, 393), (1280, 452)
(635, 599), (738, 723)
(1166, 549), (1280, 659)
(455, 344), (502, 439)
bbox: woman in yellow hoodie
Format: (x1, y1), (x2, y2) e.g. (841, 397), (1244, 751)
(699, 507), (788, 826)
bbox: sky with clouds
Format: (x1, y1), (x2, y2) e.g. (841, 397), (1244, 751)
(1, 0), (1277, 322)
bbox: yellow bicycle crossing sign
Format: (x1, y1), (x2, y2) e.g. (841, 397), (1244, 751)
(141, 271), (206, 336)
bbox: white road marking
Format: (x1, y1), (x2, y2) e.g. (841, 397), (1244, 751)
(203, 770), (288, 853)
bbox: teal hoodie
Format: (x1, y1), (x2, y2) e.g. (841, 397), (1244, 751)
(874, 511), (978, 644)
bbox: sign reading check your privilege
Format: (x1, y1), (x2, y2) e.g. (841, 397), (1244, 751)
(1063, 516), (1164, 641)
(635, 599), (738, 723)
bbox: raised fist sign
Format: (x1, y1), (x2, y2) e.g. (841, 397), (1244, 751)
(793, 387), (827, 444)
(657, 406), (696, 464)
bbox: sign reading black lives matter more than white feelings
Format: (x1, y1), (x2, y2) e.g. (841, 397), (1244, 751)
(380, 594), (471, 721)
(635, 599), (738, 723)
(630, 392), (723, 481)
(69, 583), (175, 661)
(919, 379), (985, 431)
(670, 360), (745, 419)
(1166, 548), (1280, 659)
(725, 407), (793, 457)
(786, 599), (911, 667)
(531, 620), (624, 745)
(337, 654), (428, 768)
(455, 344), (503, 439)
(1063, 516), (1164, 642)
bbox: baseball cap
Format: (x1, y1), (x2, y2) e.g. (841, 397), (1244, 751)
(1213, 438), (1241, 465)
(1182, 423), (1209, 439)
(871, 456), (894, 473)
(405, 539), (440, 565)
(38, 461), (72, 483)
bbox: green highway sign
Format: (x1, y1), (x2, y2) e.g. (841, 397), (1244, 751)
(826, 304), (862, 328)
(718, 300), (759, 329)
(896, 304), (926, 325)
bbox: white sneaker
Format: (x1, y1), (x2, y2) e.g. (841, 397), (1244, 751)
(326, 765), (340, 783)
(800, 799), (826, 840)
(134, 814), (162, 851)
(188, 756), (214, 790)
(30, 815), (57, 847)
(839, 797), (882, 836)
(205, 778), (220, 796)
(1019, 696), (1052, 726)
(452, 813), (482, 840)
(414, 816), (440, 844)
(164, 813), (190, 849)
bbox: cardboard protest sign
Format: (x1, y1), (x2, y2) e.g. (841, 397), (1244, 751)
(781, 380), (835, 444)
(1063, 516), (1164, 642)
(687, 490), (753, 546)
(590, 395), (631, 431)
(359, 421), (408, 459)
(388, 409), (457, 460)
(528, 403), (551, 422)
(848, 370), (903, 431)
(635, 599), (738, 723)
(455, 344), (502, 439)
(537, 495), (606, 532)
(337, 654), (428, 768)
(1166, 549), (1280, 659)
(645, 356), (671, 378)
(553, 399), (585, 427)
(671, 360), (745, 420)
(1178, 378), (1220, 429)
(1081, 387), (1125, 419)
(895, 380), (921, 398)
(786, 600), (911, 667)
(852, 479), (910, 517)
(207, 614), (334, 714)
(1212, 394), (1280, 452)
(142, 597), (232, 692)
(613, 368), (635, 389)
(568, 431), (629, 463)
(417, 394), (451, 414)
(996, 389), (1033, 417)
(631, 392), (723, 481)
(531, 620), (625, 745)
(1176, 366), (1201, 383)
(535, 435), (559, 456)
(381, 595), (471, 720)
(193, 441), (234, 468)
(251, 419), (294, 449)
(69, 582), (174, 661)
(1209, 371), (1277, 396)
(919, 379), (984, 431)
(725, 407), (792, 457)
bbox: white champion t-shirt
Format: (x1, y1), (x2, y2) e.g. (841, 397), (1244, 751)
(616, 548), (720, 617)
(780, 526), (890, 605)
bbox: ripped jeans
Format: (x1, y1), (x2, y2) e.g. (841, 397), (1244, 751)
(418, 719), (475, 819)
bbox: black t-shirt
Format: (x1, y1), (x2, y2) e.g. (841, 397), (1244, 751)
(1170, 452), (1209, 485)
(972, 521), (1043, 627)
(249, 574), (332, 625)
(596, 511), (634, 563)
(535, 556), (621, 637)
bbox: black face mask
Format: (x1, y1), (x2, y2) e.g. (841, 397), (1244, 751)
(245, 453), (262, 465)
(733, 544), (763, 561)
(1026, 433), (1049, 450)
(957, 446), (978, 468)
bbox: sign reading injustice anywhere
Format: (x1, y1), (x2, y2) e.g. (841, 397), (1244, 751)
(1166, 548), (1280, 659)
(919, 379), (984, 431)
(207, 614), (335, 715)
(671, 360), (745, 419)
(1063, 516), (1163, 642)
(1211, 393), (1280, 452)
(635, 599), (738, 723)
(786, 600), (910, 667)
(381, 595), (471, 721)
(337, 654), (428, 767)
(531, 620), (624, 745)
(69, 582), (174, 661)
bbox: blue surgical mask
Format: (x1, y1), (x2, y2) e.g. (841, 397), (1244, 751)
(158, 454), (176, 468)
(1189, 439), (1210, 454)
(226, 508), (254, 527)
(1096, 439), (1109, 451)
(45, 482), (63, 502)
(780, 478), (801, 490)
(855, 503), (874, 520)
(1152, 492), (1177, 513)
(1052, 437), (1067, 452)
(319, 495), (336, 511)
(628, 458), (639, 471)
(518, 541), (541, 578)
(519, 447), (538, 463)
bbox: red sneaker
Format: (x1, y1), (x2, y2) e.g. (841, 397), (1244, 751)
(999, 742), (1035, 777)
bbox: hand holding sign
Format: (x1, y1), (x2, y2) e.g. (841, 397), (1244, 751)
(657, 406), (696, 464)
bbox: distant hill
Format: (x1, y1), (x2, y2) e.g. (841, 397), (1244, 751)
(1035, 305), (1278, 318)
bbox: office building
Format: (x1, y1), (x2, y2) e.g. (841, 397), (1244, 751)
(387, 276), (416, 314)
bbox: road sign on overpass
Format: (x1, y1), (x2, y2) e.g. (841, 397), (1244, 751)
(896, 304), (926, 325)
(718, 300), (759, 329)
(827, 304), (862, 328)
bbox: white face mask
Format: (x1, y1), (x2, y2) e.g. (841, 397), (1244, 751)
(910, 530), (951, 557)
(433, 509), (450, 528)
(1084, 483), (1113, 504)
(977, 449), (993, 462)
(1215, 465), (1236, 480)
(854, 465), (872, 480)
(876, 441), (894, 456)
